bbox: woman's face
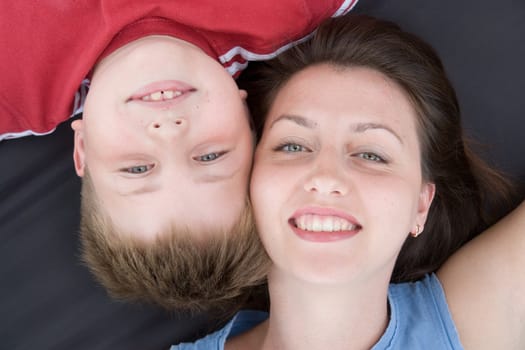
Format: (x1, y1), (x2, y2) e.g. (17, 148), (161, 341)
(250, 64), (435, 285)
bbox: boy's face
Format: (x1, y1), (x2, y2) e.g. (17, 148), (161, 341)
(72, 36), (254, 239)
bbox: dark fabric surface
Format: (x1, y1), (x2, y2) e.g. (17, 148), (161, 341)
(1, 1), (523, 349)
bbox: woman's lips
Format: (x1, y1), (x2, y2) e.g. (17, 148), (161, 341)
(126, 80), (196, 108)
(289, 206), (362, 242)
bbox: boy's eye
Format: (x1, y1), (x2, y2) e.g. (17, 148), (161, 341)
(123, 164), (153, 174)
(356, 152), (385, 163)
(195, 152), (224, 162)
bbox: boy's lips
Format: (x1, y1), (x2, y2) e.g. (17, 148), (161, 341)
(127, 80), (196, 107)
(289, 206), (362, 242)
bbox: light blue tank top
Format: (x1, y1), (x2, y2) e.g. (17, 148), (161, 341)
(172, 273), (463, 349)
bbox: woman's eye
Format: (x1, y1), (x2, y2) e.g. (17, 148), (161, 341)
(123, 164), (153, 174)
(276, 143), (307, 153)
(356, 152), (385, 163)
(196, 152), (223, 162)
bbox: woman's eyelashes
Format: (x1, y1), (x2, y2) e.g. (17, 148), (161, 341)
(274, 142), (310, 153)
(353, 151), (387, 163)
(271, 140), (390, 165)
(272, 137), (388, 159)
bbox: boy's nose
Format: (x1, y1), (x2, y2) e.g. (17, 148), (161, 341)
(147, 116), (187, 138)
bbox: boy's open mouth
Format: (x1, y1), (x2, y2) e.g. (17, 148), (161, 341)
(126, 80), (197, 103)
(138, 89), (183, 101)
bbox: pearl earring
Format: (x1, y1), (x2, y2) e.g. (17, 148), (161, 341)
(411, 224), (422, 238)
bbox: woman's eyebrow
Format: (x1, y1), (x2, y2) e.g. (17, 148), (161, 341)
(269, 115), (403, 144)
(270, 114), (318, 129)
(352, 122), (403, 144)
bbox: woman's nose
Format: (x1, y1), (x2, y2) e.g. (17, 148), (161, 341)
(304, 172), (348, 196)
(303, 153), (349, 196)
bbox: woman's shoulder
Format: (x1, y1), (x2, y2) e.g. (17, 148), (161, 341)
(381, 274), (463, 349)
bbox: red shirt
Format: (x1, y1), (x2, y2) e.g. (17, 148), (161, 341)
(0, 0), (358, 140)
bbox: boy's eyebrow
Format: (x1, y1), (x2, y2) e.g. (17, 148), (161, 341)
(120, 164), (239, 196)
(121, 183), (160, 196)
(196, 173), (233, 183)
(270, 114), (318, 129)
(196, 165), (242, 183)
(122, 173), (232, 195)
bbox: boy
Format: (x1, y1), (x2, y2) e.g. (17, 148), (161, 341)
(0, 0), (358, 310)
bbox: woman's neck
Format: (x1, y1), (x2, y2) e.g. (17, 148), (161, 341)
(261, 270), (391, 350)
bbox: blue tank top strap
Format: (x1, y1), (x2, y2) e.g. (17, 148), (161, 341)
(372, 273), (463, 349)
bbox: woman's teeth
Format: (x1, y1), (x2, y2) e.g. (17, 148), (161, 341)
(294, 215), (357, 232)
(141, 90), (183, 101)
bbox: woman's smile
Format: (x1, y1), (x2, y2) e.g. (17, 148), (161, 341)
(289, 206), (362, 242)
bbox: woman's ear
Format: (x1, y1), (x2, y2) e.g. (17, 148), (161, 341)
(416, 182), (436, 227)
(71, 119), (86, 177)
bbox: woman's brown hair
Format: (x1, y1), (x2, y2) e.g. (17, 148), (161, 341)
(239, 14), (515, 282)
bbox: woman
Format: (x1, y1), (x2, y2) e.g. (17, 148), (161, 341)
(174, 14), (525, 349)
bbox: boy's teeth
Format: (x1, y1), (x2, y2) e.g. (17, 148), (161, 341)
(141, 90), (182, 101)
(295, 215), (356, 232)
(163, 90), (174, 99)
(150, 91), (162, 101)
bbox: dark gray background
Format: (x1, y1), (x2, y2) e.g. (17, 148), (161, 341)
(355, 0), (525, 180)
(1, 1), (523, 349)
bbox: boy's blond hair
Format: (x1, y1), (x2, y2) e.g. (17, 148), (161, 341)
(79, 171), (269, 312)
